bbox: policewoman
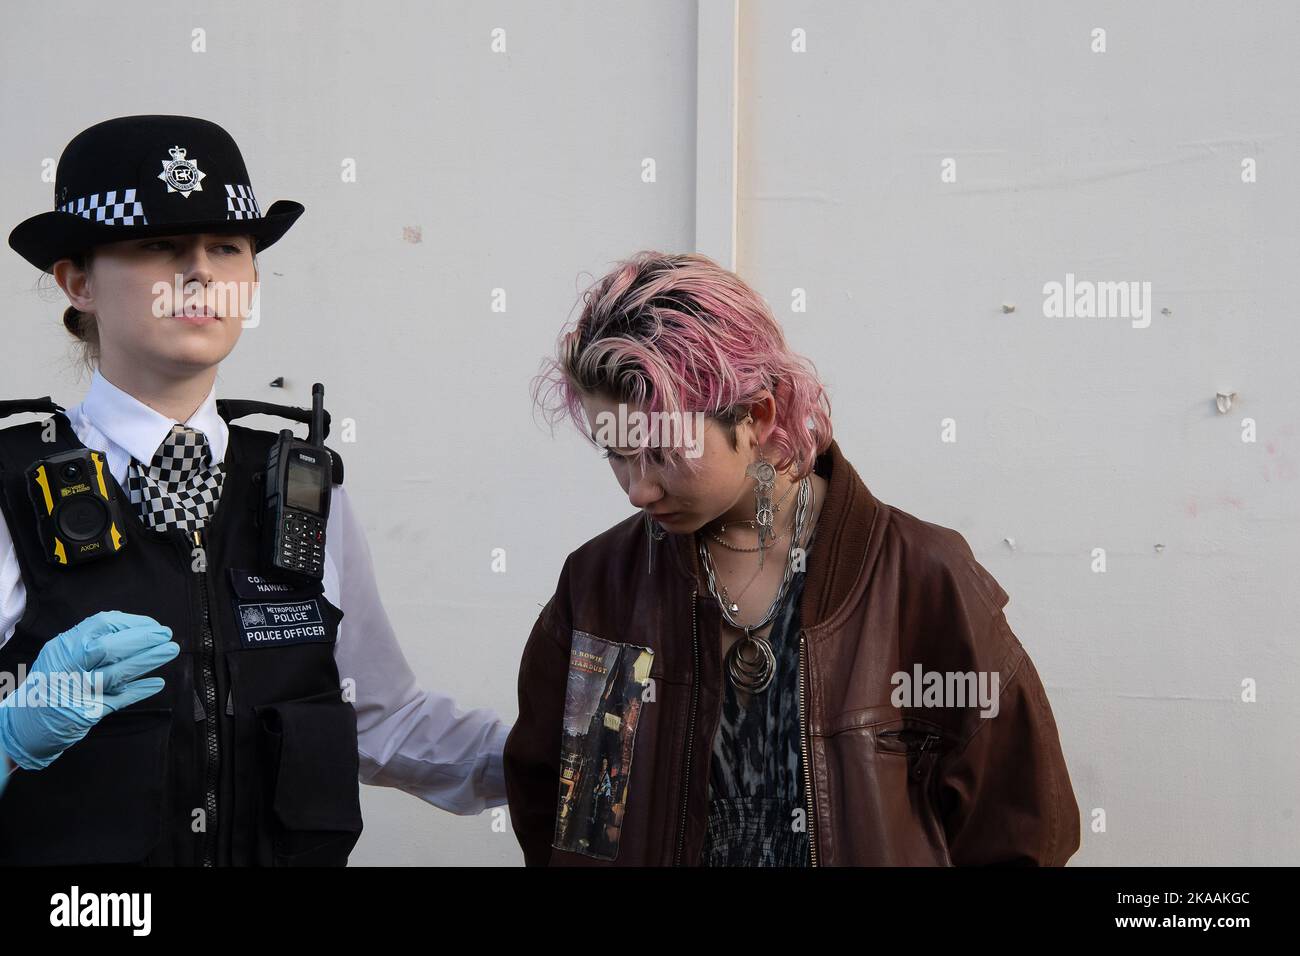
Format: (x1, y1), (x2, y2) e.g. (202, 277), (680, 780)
(0, 115), (510, 864)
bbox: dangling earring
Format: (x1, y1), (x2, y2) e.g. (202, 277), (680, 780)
(644, 511), (667, 574)
(745, 451), (777, 570)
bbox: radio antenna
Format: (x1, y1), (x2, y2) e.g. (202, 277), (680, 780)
(309, 383), (325, 445)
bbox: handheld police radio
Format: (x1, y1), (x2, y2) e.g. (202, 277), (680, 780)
(261, 383), (333, 582)
(26, 447), (129, 567)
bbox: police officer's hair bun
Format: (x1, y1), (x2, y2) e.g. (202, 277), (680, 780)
(52, 250), (100, 373)
(62, 304), (86, 339)
(62, 302), (100, 376)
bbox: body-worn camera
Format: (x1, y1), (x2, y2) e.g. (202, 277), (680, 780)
(27, 447), (128, 566)
(261, 383), (333, 582)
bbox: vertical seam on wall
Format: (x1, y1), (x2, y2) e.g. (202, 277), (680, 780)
(694, 0), (739, 269)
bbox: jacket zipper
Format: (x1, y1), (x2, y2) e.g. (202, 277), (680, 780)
(193, 529), (219, 867)
(799, 632), (819, 866)
(673, 587), (699, 866)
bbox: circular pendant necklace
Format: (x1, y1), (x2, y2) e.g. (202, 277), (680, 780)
(698, 476), (812, 694)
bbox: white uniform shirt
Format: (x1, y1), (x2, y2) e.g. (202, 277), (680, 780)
(0, 369), (510, 814)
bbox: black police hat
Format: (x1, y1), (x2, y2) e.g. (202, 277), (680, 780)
(8, 114), (304, 273)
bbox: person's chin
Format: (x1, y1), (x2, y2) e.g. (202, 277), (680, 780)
(160, 336), (236, 370)
(649, 511), (698, 532)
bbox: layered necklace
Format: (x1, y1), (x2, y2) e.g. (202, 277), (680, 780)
(697, 475), (813, 694)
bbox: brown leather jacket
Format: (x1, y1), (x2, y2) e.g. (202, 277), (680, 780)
(504, 439), (1081, 865)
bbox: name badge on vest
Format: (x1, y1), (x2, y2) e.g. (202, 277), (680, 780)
(227, 568), (335, 649)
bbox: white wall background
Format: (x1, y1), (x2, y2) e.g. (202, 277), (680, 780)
(737, 0), (1300, 865)
(1, 0), (1294, 865)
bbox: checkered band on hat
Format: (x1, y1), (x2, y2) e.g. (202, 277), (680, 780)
(57, 188), (148, 225)
(126, 424), (225, 535)
(224, 183), (261, 220)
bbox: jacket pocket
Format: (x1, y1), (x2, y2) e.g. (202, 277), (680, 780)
(0, 708), (172, 865)
(254, 689), (363, 866)
(873, 718), (954, 783)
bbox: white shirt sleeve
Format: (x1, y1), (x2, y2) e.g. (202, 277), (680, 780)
(0, 507), (26, 651)
(0, 509), (22, 790)
(324, 483), (511, 815)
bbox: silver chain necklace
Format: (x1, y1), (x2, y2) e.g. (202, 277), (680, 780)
(697, 476), (811, 694)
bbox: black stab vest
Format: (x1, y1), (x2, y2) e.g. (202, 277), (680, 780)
(0, 409), (362, 866)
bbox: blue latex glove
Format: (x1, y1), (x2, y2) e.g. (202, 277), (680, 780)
(0, 610), (178, 773)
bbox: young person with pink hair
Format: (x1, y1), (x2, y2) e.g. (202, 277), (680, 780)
(504, 250), (1081, 866)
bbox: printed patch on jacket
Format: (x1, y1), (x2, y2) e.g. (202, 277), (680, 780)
(227, 569), (335, 649)
(552, 629), (654, 861)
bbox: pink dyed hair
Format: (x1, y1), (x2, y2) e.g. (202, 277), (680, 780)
(532, 250), (833, 477)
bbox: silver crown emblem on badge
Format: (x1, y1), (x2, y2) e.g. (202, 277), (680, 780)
(159, 144), (206, 197)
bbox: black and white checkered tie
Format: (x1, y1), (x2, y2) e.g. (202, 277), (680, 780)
(126, 424), (225, 534)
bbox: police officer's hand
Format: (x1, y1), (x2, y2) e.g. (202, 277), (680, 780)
(0, 610), (179, 771)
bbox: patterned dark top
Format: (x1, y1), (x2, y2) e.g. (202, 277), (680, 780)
(700, 535), (815, 867)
